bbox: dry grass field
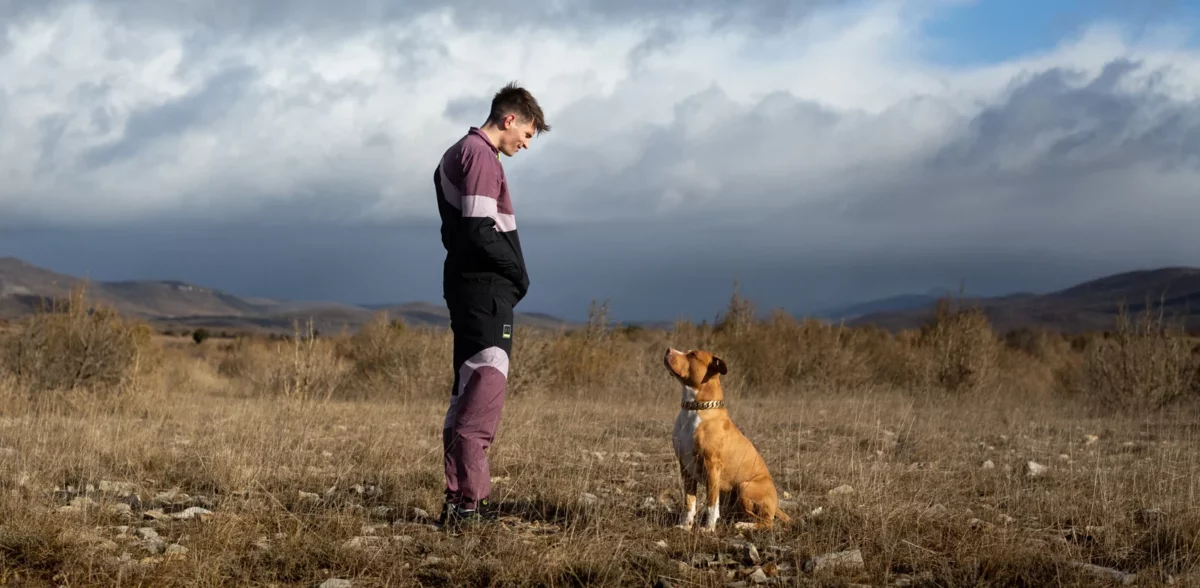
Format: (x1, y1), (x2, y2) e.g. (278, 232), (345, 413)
(1, 290), (1199, 587)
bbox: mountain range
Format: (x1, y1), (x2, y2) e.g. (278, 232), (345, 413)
(3, 256), (1199, 335)
(0, 257), (569, 335)
(827, 267), (1200, 333)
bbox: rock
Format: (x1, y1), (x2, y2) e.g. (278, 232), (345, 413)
(342, 535), (414, 550)
(802, 549), (864, 574)
(298, 491), (321, 502)
(320, 580), (353, 588)
(727, 540), (760, 565)
(655, 540), (668, 549)
(1083, 434), (1099, 445)
(998, 514), (1016, 525)
(1071, 562), (1136, 585)
(98, 481), (138, 496)
(70, 496), (97, 509)
(164, 544), (188, 558)
(1025, 461), (1047, 478)
(579, 493), (599, 505)
(350, 484), (383, 498)
(747, 567), (769, 584)
(968, 518), (987, 530)
(653, 577), (673, 588)
(828, 485), (855, 496)
(808, 506), (824, 518)
(135, 528), (159, 540)
(140, 538), (166, 555)
(171, 507), (213, 520)
(342, 536), (385, 549)
(981, 460), (995, 469)
(411, 507), (431, 521)
(922, 504), (948, 519)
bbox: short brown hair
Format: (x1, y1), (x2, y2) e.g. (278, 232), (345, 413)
(487, 82), (551, 135)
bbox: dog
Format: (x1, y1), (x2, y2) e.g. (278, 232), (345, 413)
(663, 347), (791, 532)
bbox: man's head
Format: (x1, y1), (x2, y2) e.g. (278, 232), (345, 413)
(481, 82), (551, 157)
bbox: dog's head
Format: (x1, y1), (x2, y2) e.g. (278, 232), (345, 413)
(663, 347), (728, 388)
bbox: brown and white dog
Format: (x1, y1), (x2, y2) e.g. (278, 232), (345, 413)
(663, 347), (791, 531)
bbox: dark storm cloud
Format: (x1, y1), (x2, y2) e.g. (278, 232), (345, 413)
(83, 65), (258, 168)
(933, 59), (1200, 176)
(3, 1), (1199, 322)
(8, 55), (1195, 322)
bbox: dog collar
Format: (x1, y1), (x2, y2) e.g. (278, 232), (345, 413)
(682, 400), (724, 411)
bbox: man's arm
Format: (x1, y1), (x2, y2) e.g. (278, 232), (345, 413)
(458, 148), (529, 297)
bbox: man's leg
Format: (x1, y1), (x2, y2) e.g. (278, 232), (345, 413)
(441, 293), (514, 518)
(441, 307), (471, 512)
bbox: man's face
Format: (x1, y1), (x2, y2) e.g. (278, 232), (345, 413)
(497, 114), (537, 157)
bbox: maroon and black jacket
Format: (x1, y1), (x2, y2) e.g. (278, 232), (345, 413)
(434, 127), (530, 307)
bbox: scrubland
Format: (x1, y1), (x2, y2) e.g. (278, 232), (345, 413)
(1, 289), (1198, 587)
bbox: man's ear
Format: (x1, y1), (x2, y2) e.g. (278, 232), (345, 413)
(705, 355), (728, 380)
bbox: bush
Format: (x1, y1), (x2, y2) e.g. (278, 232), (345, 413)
(193, 328), (211, 344)
(1, 286), (157, 393)
(335, 312), (450, 400)
(1078, 301), (1199, 413)
(911, 297), (1000, 396)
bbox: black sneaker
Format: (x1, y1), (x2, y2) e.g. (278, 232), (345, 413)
(435, 503), (487, 530)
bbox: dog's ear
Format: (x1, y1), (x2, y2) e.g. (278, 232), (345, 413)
(705, 355), (728, 380)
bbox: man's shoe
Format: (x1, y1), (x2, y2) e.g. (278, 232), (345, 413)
(434, 502), (457, 529)
(435, 503), (488, 530)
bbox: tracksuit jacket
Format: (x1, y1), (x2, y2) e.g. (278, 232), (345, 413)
(434, 127), (530, 308)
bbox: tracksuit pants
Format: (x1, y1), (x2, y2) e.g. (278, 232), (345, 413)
(442, 291), (514, 511)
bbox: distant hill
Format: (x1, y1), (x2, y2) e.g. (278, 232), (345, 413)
(847, 267), (1200, 333)
(814, 290), (953, 321)
(0, 257), (571, 335)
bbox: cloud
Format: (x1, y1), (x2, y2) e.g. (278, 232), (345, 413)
(1, 0), (1199, 319)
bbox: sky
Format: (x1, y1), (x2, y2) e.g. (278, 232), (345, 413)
(1, 0), (1199, 323)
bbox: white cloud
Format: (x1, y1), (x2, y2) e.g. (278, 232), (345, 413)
(0, 0), (1197, 245)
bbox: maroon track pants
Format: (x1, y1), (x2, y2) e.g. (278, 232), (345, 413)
(442, 293), (513, 511)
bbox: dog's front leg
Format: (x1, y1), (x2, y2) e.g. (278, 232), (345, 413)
(677, 464), (698, 529)
(702, 459), (722, 532)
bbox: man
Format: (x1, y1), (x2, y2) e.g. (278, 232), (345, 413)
(432, 82), (551, 529)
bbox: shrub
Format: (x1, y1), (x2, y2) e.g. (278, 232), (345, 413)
(1, 286), (157, 393)
(335, 312), (450, 401)
(911, 297), (1000, 395)
(1078, 300), (1198, 413)
(193, 328), (211, 344)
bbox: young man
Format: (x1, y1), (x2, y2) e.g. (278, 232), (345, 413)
(432, 82), (551, 529)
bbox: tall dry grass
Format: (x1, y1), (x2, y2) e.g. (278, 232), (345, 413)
(0, 287), (1198, 586)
